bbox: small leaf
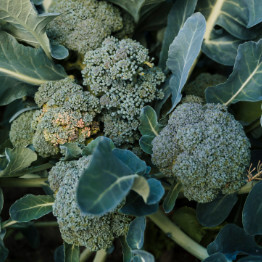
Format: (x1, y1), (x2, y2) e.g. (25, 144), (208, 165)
(10, 194), (54, 222)
(242, 181), (262, 235)
(131, 177), (150, 203)
(139, 135), (154, 154)
(167, 12), (206, 113)
(77, 137), (136, 216)
(206, 39), (262, 106)
(120, 237), (132, 262)
(131, 250), (155, 262)
(0, 148), (37, 177)
(0, 0), (57, 58)
(126, 217), (146, 250)
(146, 178), (164, 205)
(0, 188), (3, 214)
(163, 181), (183, 213)
(159, 0), (197, 69)
(202, 253), (228, 262)
(207, 224), (262, 260)
(54, 245), (65, 262)
(243, 0), (262, 27)
(60, 143), (82, 161)
(0, 32), (67, 85)
(0, 238), (8, 262)
(51, 44), (69, 60)
(196, 194), (238, 227)
(64, 243), (79, 262)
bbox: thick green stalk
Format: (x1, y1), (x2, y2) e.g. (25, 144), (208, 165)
(148, 209), (209, 260)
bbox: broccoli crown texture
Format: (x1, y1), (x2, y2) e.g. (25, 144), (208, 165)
(51, 156), (131, 250)
(82, 36), (165, 145)
(32, 78), (100, 157)
(47, 0), (123, 54)
(9, 110), (36, 148)
(151, 102), (251, 203)
(184, 73), (227, 101)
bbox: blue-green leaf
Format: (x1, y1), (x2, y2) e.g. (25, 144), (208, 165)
(54, 245), (64, 262)
(60, 143), (82, 161)
(64, 243), (79, 262)
(207, 224), (262, 260)
(139, 135), (155, 154)
(77, 137), (136, 216)
(50, 44), (69, 60)
(120, 237), (132, 262)
(0, 188), (3, 214)
(196, 194), (238, 227)
(242, 181), (262, 235)
(0, 238), (8, 262)
(167, 12), (206, 113)
(10, 194), (54, 222)
(0, 148), (37, 177)
(163, 181), (183, 213)
(146, 178), (164, 205)
(132, 250), (155, 262)
(0, 32), (67, 85)
(159, 0), (197, 69)
(131, 177), (150, 203)
(206, 39), (262, 105)
(243, 0), (262, 27)
(202, 253), (228, 262)
(126, 217), (146, 250)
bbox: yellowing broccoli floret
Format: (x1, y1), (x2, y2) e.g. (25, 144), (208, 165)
(32, 78), (100, 157)
(50, 156), (131, 250)
(151, 103), (251, 203)
(82, 36), (165, 145)
(9, 110), (36, 147)
(47, 0), (123, 55)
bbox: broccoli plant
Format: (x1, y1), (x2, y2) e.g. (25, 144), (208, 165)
(1, 0), (262, 262)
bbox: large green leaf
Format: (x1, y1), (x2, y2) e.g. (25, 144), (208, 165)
(206, 39), (262, 105)
(158, 0), (197, 69)
(243, 0), (262, 27)
(0, 32), (66, 85)
(167, 12), (206, 113)
(0, 0), (57, 58)
(106, 0), (165, 23)
(64, 243), (79, 262)
(0, 148), (37, 177)
(77, 137), (137, 216)
(242, 181), (262, 235)
(10, 194), (54, 222)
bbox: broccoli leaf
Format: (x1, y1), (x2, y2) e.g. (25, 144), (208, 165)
(131, 177), (150, 203)
(196, 194), (238, 227)
(132, 250), (155, 262)
(0, 0), (57, 58)
(106, 0), (165, 23)
(207, 224), (262, 259)
(206, 39), (262, 105)
(64, 243), (79, 262)
(0, 148), (37, 177)
(9, 194), (54, 222)
(167, 12), (206, 113)
(244, 0), (262, 27)
(60, 143), (82, 161)
(202, 253), (228, 262)
(126, 216), (146, 250)
(77, 137), (137, 216)
(242, 181), (262, 235)
(0, 32), (67, 85)
(159, 0), (197, 69)
(120, 237), (132, 262)
(0, 238), (8, 262)
(0, 188), (3, 214)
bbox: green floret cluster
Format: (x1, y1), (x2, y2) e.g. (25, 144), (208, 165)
(31, 78), (100, 157)
(47, 0), (123, 55)
(151, 102), (251, 203)
(82, 36), (165, 145)
(184, 73), (227, 101)
(50, 156), (131, 250)
(9, 110), (36, 148)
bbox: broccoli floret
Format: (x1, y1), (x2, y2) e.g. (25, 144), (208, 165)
(32, 78), (100, 157)
(47, 0), (123, 55)
(181, 95), (204, 104)
(9, 110), (36, 148)
(184, 73), (226, 101)
(50, 156), (131, 250)
(151, 103), (251, 203)
(114, 10), (135, 39)
(82, 37), (165, 145)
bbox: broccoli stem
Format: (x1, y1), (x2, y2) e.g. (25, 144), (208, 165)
(148, 209), (209, 260)
(17, 163), (54, 176)
(80, 248), (93, 262)
(238, 181), (258, 194)
(0, 178), (47, 187)
(93, 249), (107, 262)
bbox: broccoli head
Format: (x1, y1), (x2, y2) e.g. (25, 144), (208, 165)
(50, 156), (131, 250)
(32, 78), (100, 157)
(47, 0), (123, 55)
(151, 102), (251, 203)
(82, 36), (165, 145)
(9, 110), (36, 148)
